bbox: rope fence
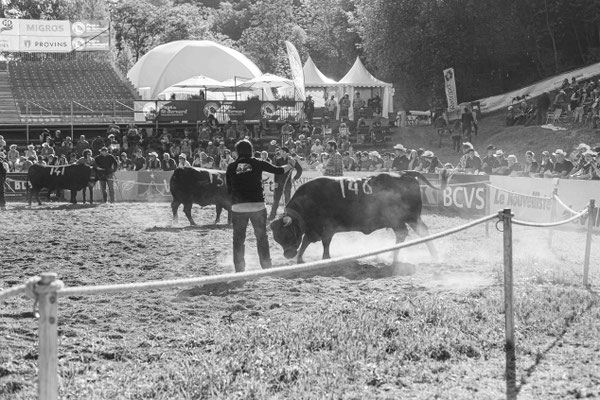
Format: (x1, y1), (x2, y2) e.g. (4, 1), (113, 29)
(553, 193), (580, 215)
(512, 207), (588, 227)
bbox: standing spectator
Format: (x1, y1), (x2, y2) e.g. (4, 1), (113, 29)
(450, 120), (462, 153)
(0, 153), (6, 210)
(39, 128), (51, 145)
(53, 130), (64, 147)
(169, 141), (181, 159)
(94, 147), (118, 203)
(161, 153), (177, 171)
(219, 149), (233, 170)
(61, 136), (73, 157)
(107, 120), (120, 138)
(75, 135), (89, 157)
(40, 142), (55, 162)
(339, 94), (351, 121)
(180, 137), (193, 160)
(352, 92), (365, 123)
(225, 139), (292, 272)
(323, 140), (343, 176)
(310, 139), (323, 155)
(281, 120), (295, 144)
(461, 108), (473, 143)
(131, 148), (146, 171)
(225, 121), (237, 145)
(303, 95), (315, 124)
(268, 146), (303, 220)
(325, 94), (337, 120)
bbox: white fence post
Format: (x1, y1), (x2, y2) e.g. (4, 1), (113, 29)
(583, 199), (595, 287)
(501, 209), (516, 400)
(38, 272), (59, 400)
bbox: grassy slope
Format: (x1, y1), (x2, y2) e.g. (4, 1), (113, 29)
(383, 114), (600, 166)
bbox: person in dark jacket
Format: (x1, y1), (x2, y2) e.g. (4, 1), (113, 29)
(268, 146), (302, 220)
(94, 146), (118, 203)
(226, 139), (292, 272)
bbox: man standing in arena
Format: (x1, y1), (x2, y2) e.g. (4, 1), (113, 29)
(95, 147), (118, 203)
(226, 139), (292, 272)
(323, 140), (344, 176)
(268, 146), (302, 221)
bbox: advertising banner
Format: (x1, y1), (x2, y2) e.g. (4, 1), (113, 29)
(555, 179), (600, 231)
(488, 176), (556, 222)
(71, 20), (110, 52)
(421, 174), (489, 216)
(20, 36), (72, 52)
(443, 68), (458, 111)
(20, 20), (71, 37)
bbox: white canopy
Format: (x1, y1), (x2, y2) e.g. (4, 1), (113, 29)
(127, 40), (263, 99)
(303, 56), (337, 87)
(337, 57), (394, 118)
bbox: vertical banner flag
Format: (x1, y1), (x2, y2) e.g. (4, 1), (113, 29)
(443, 68), (458, 111)
(285, 41), (306, 101)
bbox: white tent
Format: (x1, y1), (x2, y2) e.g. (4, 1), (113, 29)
(338, 57), (394, 119)
(127, 40), (263, 99)
(303, 56), (338, 108)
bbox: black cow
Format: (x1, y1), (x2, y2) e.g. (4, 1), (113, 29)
(270, 170), (448, 264)
(27, 164), (97, 205)
(170, 167), (232, 225)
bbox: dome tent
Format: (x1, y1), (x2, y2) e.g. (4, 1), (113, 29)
(127, 40), (263, 99)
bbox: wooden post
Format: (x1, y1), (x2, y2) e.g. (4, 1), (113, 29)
(501, 209), (516, 400)
(583, 200), (595, 287)
(485, 184), (490, 236)
(548, 187), (558, 247)
(38, 273), (59, 400)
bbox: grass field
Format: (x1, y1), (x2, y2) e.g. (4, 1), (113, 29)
(1, 202), (599, 399)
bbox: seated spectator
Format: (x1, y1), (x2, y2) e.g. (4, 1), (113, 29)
(281, 121), (295, 141)
(535, 151), (554, 177)
(458, 148), (482, 174)
(342, 151), (357, 171)
(491, 149), (509, 174)
(502, 155), (523, 176)
(75, 135), (89, 157)
(192, 153), (202, 167)
(368, 151), (384, 171)
(47, 154), (58, 165)
(19, 156), (33, 172)
(551, 149), (574, 178)
(306, 152), (321, 170)
(225, 121), (238, 145)
(61, 136), (73, 155)
(407, 149), (420, 170)
(570, 150), (596, 179)
(118, 152), (134, 171)
(310, 139), (323, 155)
(199, 152), (214, 169)
(569, 143), (590, 176)
(107, 134), (120, 155)
(259, 150), (271, 164)
(178, 153), (191, 168)
(7, 144), (19, 171)
(218, 149), (233, 170)
(267, 140), (279, 159)
(480, 144), (496, 174)
(338, 122), (349, 140)
(381, 152), (393, 171)
(207, 114), (219, 132)
(236, 121), (250, 139)
(146, 152), (161, 170)
(40, 142), (55, 162)
(521, 151), (538, 176)
(161, 153), (177, 171)
(356, 151), (372, 171)
(25, 144), (37, 161)
(57, 154), (68, 166)
(180, 138), (192, 159)
(132, 148), (146, 171)
(417, 150), (444, 173)
(169, 141), (181, 159)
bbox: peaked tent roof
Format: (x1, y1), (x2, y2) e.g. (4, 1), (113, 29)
(303, 56), (337, 86)
(338, 57), (392, 87)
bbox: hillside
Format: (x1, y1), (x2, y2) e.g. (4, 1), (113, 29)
(386, 114), (600, 166)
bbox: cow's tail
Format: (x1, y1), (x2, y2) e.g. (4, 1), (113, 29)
(403, 169), (449, 191)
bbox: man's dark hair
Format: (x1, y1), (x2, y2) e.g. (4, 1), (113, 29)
(327, 140), (337, 150)
(235, 139), (253, 157)
(280, 146), (290, 153)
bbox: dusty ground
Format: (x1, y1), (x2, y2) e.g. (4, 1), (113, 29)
(1, 202), (599, 399)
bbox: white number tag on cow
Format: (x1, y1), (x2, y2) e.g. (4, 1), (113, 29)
(49, 166), (65, 176)
(340, 178), (373, 198)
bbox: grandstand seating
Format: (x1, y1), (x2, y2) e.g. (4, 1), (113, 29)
(8, 59), (138, 121)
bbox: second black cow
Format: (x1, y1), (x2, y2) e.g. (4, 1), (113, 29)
(170, 167), (232, 225)
(270, 171), (448, 265)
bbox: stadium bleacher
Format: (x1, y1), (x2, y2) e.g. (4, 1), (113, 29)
(8, 59), (138, 120)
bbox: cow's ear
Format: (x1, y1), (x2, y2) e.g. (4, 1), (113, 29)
(283, 216), (292, 227)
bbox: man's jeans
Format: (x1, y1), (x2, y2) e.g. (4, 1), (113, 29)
(232, 208), (272, 272)
(99, 176), (115, 203)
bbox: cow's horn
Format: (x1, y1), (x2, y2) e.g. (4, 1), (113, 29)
(283, 216), (292, 226)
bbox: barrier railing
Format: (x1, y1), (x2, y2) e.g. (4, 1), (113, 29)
(0, 203), (596, 400)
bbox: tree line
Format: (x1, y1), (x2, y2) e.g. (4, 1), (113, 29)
(3, 0), (600, 110)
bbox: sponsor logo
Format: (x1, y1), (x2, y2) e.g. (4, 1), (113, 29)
(72, 37), (86, 50)
(203, 102), (219, 117)
(24, 23), (66, 33)
(236, 163), (253, 174)
(71, 21), (86, 36)
(442, 186), (486, 210)
(142, 102), (157, 121)
(1, 19), (14, 33)
(260, 102), (275, 118)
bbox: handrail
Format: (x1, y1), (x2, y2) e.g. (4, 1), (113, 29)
(72, 101), (94, 113)
(25, 100), (51, 113)
(115, 100), (134, 111)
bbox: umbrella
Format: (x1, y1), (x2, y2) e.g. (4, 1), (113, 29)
(238, 73), (294, 89)
(171, 75), (225, 89)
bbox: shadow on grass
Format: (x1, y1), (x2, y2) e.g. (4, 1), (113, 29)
(9, 203), (100, 211)
(145, 223), (231, 232)
(0, 311), (35, 319)
(178, 261), (415, 298)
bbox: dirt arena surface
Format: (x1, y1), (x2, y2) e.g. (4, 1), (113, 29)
(1, 202), (599, 399)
